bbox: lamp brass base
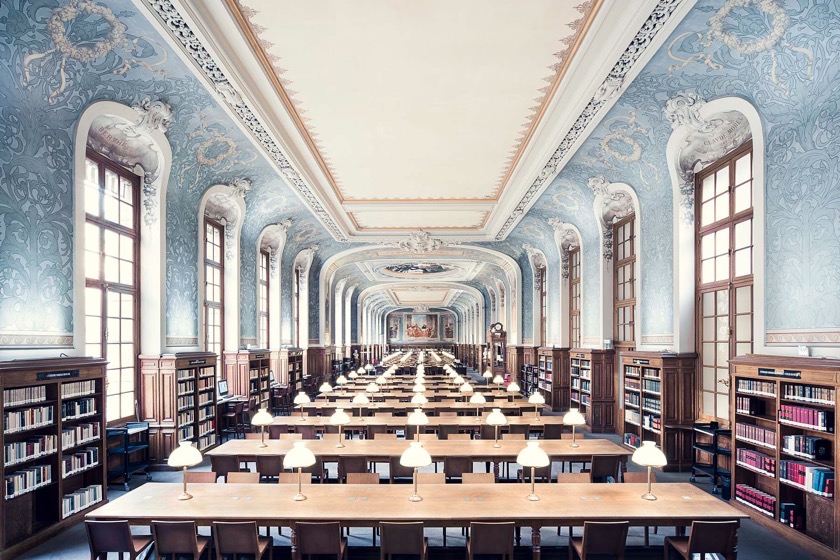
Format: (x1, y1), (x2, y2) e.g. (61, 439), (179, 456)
(177, 492), (193, 501)
(336, 443), (345, 448)
(293, 493), (307, 501)
(641, 493), (657, 501)
(569, 442), (580, 448)
(408, 494), (423, 502)
(258, 442), (268, 448)
(526, 494), (540, 501)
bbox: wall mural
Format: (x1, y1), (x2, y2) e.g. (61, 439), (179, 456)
(388, 312), (456, 342)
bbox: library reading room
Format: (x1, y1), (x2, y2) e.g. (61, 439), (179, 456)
(0, 0), (838, 559)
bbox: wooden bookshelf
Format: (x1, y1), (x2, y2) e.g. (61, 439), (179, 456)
(619, 351), (696, 471)
(489, 323), (506, 378)
(730, 354), (839, 558)
(537, 347), (569, 411)
(569, 349), (615, 433)
(287, 349), (305, 393)
(248, 350), (271, 410)
(0, 357), (107, 559)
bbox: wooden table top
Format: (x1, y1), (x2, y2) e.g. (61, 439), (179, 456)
(206, 438), (630, 462)
(272, 413), (564, 429)
(298, 401), (538, 413)
(88, 482), (746, 527)
(328, 390), (518, 400)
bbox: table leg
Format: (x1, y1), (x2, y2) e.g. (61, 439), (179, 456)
(291, 525), (298, 560)
(531, 526), (541, 560)
(493, 460), (500, 479)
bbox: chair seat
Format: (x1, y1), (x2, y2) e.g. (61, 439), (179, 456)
(131, 535), (154, 553)
(570, 537), (583, 555)
(258, 536), (274, 555)
(665, 536), (691, 558)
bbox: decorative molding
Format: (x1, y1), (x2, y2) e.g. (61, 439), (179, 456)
(166, 336), (199, 346)
(143, 0), (347, 241)
(548, 217), (580, 278)
(228, 178), (251, 199)
(412, 305), (431, 313)
(587, 176), (635, 260)
(132, 96), (173, 133)
(496, 0), (685, 239)
(640, 333), (675, 345)
(380, 230), (460, 254)
(766, 329), (840, 346)
(663, 91), (714, 132)
(522, 244), (546, 292)
(240, 337), (258, 346)
(0, 332), (73, 348)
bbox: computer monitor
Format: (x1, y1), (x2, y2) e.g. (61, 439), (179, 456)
(218, 379), (229, 397)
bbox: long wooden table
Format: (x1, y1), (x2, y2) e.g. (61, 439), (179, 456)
(272, 413), (564, 433)
(88, 482), (747, 560)
(298, 400), (539, 415)
(206, 438), (630, 478)
(328, 390), (518, 401)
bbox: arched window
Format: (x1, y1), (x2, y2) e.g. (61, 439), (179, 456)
(83, 149), (140, 423)
(293, 266), (302, 348)
(614, 215), (636, 350)
(539, 267), (547, 346)
(203, 218), (224, 361)
(696, 141), (753, 421)
(259, 249), (270, 348)
(569, 247), (581, 348)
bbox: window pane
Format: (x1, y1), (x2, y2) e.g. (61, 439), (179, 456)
(734, 248), (752, 277)
(716, 393), (730, 421)
(736, 315), (751, 341)
(735, 286), (752, 313)
(715, 254), (729, 281)
(703, 367), (715, 391)
(716, 290), (729, 315)
(701, 201), (714, 226)
(735, 153), (751, 185)
(702, 175), (715, 202)
(715, 167), (729, 195)
(702, 392), (715, 416)
(734, 220), (751, 249)
(734, 184), (751, 213)
(703, 293), (715, 316)
(715, 193), (729, 222)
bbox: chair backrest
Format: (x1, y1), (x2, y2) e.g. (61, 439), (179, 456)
(462, 473), (495, 484)
(211, 455), (242, 479)
(227, 472), (260, 484)
(687, 521), (739, 555)
(278, 433), (303, 440)
(295, 424), (320, 439)
(447, 433), (472, 440)
(297, 522), (343, 556)
(622, 470), (655, 484)
(438, 411), (458, 417)
(256, 455), (284, 477)
(443, 456), (474, 479)
(184, 471), (218, 484)
(556, 473), (590, 483)
(416, 472), (446, 484)
(213, 521), (260, 555)
(268, 424), (288, 439)
(418, 433), (438, 441)
(346, 472), (380, 484)
(508, 424), (530, 436)
(151, 520), (199, 556)
(581, 521), (629, 556)
(244, 432), (262, 439)
(380, 522), (425, 556)
(479, 424), (496, 440)
(86, 520), (134, 555)
(338, 456), (369, 481)
(389, 456), (415, 480)
(589, 455), (621, 483)
(542, 424), (565, 439)
(468, 522), (515, 557)
(278, 472), (312, 484)
(501, 433), (525, 440)
(374, 433), (399, 440)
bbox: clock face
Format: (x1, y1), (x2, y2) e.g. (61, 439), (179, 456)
(491, 322), (503, 333)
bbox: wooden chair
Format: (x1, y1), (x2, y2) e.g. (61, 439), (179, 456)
(151, 520), (211, 560)
(443, 456), (473, 481)
(277, 433), (303, 440)
(278, 472), (312, 484)
(508, 423), (530, 438)
(338, 456), (368, 483)
(500, 433), (524, 477)
(380, 522), (427, 560)
(585, 455), (621, 483)
(213, 521), (272, 560)
(438, 411), (458, 417)
(542, 423), (565, 439)
(184, 471), (217, 484)
(221, 402), (246, 441)
(346, 472), (380, 484)
(256, 455), (284, 482)
(295, 424), (320, 440)
(466, 522), (515, 560)
(418, 433), (438, 441)
(296, 522), (347, 560)
(446, 433), (471, 440)
(245, 432), (262, 439)
(268, 424), (289, 439)
(389, 456), (415, 484)
(462, 472), (495, 484)
(664, 521), (738, 560)
(416, 472), (445, 484)
(85, 520), (153, 560)
(569, 521), (629, 560)
(211, 455), (246, 482)
(623, 471), (658, 545)
(227, 472), (260, 484)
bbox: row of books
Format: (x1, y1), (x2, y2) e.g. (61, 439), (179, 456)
(177, 369), (194, 381)
(580, 394), (591, 406)
(624, 366), (641, 378)
(199, 366), (216, 379)
(178, 410), (195, 425)
(782, 435), (829, 460)
(60, 380), (96, 399)
(779, 502), (805, 530)
(61, 447), (99, 477)
(625, 393), (640, 407)
(61, 398), (96, 421)
(198, 377), (215, 391)
(736, 378), (775, 397)
(3, 385), (46, 407)
(580, 380), (591, 393)
(642, 397), (661, 412)
(734, 483), (775, 516)
(198, 392), (214, 406)
(736, 396), (766, 416)
(178, 395), (195, 409)
(198, 419), (215, 438)
(736, 447), (776, 475)
(177, 380), (195, 395)
(735, 422), (776, 448)
(625, 378), (640, 391)
(62, 484), (102, 519)
(62, 422), (100, 450)
(641, 367), (661, 379)
(625, 409), (641, 425)
(198, 405), (215, 422)
(779, 460), (835, 497)
(5, 464), (51, 499)
(779, 404), (834, 432)
(198, 433), (216, 451)
(642, 379), (661, 394)
(623, 433), (641, 448)
(4, 435), (57, 467)
(783, 383), (835, 405)
(179, 426), (195, 440)
(642, 414), (661, 432)
(4, 405), (54, 434)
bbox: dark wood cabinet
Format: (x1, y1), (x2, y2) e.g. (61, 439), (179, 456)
(569, 348), (616, 433)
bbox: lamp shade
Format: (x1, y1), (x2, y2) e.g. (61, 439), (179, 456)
(493, 375), (504, 385)
(251, 407), (273, 427)
(399, 442), (432, 468)
(516, 441), (550, 468)
(459, 382), (474, 394)
(448, 370), (457, 378)
(365, 364), (374, 371)
(407, 408), (429, 426)
(486, 408), (508, 426)
(167, 441), (203, 468)
(366, 382), (380, 393)
(293, 392), (311, 405)
(336, 374), (348, 385)
(376, 375), (387, 385)
(352, 393), (370, 405)
(283, 441), (316, 469)
(411, 393), (428, 405)
(563, 408), (586, 426)
(631, 441), (668, 467)
(330, 408), (351, 426)
(453, 375), (464, 385)
(507, 382), (521, 393)
(483, 369), (493, 379)
(319, 382), (333, 393)
(356, 367), (365, 374)
(469, 393), (486, 405)
(348, 371), (358, 379)
(528, 392), (546, 405)
(412, 383), (426, 393)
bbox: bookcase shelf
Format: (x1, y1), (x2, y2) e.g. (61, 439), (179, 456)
(0, 357), (107, 559)
(286, 349), (305, 394)
(248, 350), (271, 411)
(535, 347), (568, 412)
(568, 349), (615, 433)
(620, 351), (696, 471)
(730, 354), (839, 558)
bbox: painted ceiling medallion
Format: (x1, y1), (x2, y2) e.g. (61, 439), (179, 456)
(383, 263), (454, 275)
(381, 230), (460, 254)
